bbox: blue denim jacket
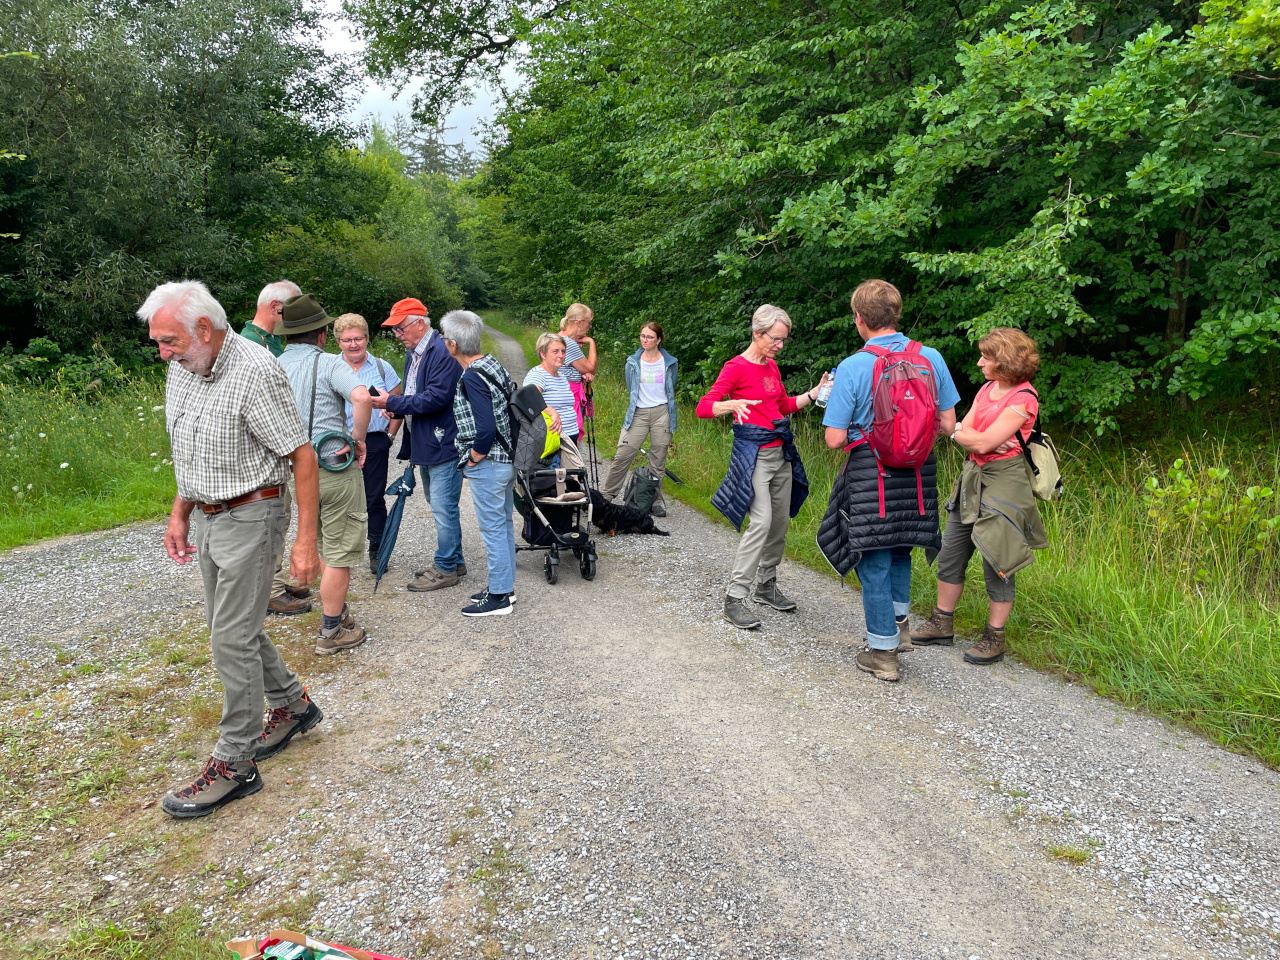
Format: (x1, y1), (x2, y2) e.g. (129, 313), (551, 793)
(622, 348), (678, 433)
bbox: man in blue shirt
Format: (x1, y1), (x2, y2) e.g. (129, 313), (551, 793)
(821, 280), (959, 682)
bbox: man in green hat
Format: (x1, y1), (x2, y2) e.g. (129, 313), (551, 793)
(277, 293), (375, 655)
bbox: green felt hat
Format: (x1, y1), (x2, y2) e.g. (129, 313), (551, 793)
(279, 294), (331, 335)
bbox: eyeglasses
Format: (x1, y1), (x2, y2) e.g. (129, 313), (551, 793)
(760, 332), (789, 346)
(338, 336), (367, 346)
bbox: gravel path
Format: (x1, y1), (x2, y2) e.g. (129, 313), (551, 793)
(1, 327), (1277, 959)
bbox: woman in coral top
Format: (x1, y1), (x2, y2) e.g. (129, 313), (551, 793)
(696, 304), (830, 630)
(912, 327), (1049, 665)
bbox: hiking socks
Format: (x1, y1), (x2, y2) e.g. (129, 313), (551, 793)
(321, 611), (341, 634)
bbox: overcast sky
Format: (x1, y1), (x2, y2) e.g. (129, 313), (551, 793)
(320, 1), (503, 155)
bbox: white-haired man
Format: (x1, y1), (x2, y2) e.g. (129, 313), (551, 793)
(141, 280), (325, 819)
(240, 279), (300, 358)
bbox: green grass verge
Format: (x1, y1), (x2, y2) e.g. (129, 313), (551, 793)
(0, 378), (175, 551)
(4, 906), (225, 960)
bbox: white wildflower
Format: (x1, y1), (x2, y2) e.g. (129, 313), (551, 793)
(151, 405), (163, 412)
(150, 452), (158, 457)
(38, 432), (46, 438)
(59, 462), (69, 469)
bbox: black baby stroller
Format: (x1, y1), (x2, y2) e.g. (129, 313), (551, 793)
(497, 385), (598, 584)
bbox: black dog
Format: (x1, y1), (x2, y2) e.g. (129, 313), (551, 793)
(589, 490), (669, 536)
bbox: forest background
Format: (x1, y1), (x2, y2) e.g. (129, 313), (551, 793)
(3, 0), (1280, 764)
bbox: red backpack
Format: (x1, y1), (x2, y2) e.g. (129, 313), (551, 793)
(857, 340), (940, 517)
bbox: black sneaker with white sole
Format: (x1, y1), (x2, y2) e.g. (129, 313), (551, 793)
(470, 589), (517, 604)
(461, 591), (513, 617)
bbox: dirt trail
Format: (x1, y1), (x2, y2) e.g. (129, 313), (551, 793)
(0, 327), (1276, 959)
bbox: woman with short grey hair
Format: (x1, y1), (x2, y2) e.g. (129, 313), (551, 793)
(441, 310), (519, 617)
(440, 309), (484, 356)
(524, 332), (575, 440)
(695, 304), (830, 630)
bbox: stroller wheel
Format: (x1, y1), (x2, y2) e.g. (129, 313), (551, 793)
(545, 553), (559, 585)
(580, 551), (597, 581)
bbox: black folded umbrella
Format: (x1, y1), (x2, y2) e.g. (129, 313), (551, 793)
(373, 465), (416, 593)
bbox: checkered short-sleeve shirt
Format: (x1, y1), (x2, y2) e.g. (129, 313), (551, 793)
(165, 331), (309, 503)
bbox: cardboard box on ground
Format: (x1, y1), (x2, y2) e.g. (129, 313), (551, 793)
(225, 929), (408, 960)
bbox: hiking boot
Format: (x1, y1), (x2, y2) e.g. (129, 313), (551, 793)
(283, 584), (312, 600)
(896, 616), (915, 652)
(338, 604), (355, 630)
(368, 542), (381, 576)
(462, 591), (513, 617)
(254, 689), (324, 761)
(856, 646), (900, 682)
(161, 757), (262, 819)
(267, 593), (311, 616)
(414, 562), (467, 578)
(315, 621), (367, 656)
(723, 597), (761, 630)
(470, 589), (517, 604)
(754, 579), (797, 613)
(910, 607), (955, 646)
(407, 566), (459, 592)
(964, 624), (1007, 665)
(650, 502), (666, 518)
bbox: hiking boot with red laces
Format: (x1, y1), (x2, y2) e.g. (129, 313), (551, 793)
(254, 689), (324, 761)
(161, 757), (262, 819)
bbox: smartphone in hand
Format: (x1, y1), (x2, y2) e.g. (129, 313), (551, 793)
(369, 386), (381, 397)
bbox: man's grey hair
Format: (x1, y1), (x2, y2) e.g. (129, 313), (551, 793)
(751, 303), (792, 335)
(440, 310), (484, 356)
(257, 279), (300, 307)
(137, 280), (228, 332)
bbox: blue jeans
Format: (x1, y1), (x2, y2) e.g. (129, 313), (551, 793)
(463, 458), (516, 595)
(419, 461), (465, 572)
(854, 546), (914, 650)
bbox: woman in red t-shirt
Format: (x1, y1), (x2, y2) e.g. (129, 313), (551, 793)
(696, 304), (830, 630)
(911, 327), (1049, 665)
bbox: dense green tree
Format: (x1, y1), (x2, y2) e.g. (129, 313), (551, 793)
(359, 0), (1280, 426)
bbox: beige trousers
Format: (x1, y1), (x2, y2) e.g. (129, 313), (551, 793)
(601, 405), (671, 506)
(727, 445), (792, 599)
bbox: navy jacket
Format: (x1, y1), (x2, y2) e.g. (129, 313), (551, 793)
(385, 331), (462, 468)
(816, 443), (941, 577)
(712, 421), (809, 532)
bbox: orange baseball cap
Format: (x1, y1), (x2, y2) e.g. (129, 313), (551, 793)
(382, 298), (429, 327)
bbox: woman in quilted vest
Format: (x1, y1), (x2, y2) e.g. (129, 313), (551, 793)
(912, 327), (1049, 665)
(696, 304), (830, 630)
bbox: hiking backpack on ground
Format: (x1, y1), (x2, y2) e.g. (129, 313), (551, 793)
(858, 340), (940, 517)
(622, 464), (660, 516)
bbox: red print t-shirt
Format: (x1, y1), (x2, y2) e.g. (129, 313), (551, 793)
(696, 355), (800, 446)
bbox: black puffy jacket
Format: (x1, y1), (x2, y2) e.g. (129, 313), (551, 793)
(816, 443), (941, 578)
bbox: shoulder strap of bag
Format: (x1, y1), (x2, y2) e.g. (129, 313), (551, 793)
(467, 365), (515, 458)
(307, 351), (322, 440)
(375, 357), (391, 388)
(1011, 387), (1044, 471)
(858, 344), (889, 359)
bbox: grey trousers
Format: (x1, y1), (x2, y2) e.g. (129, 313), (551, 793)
(269, 480), (293, 599)
(194, 496), (305, 762)
(601, 405), (671, 506)
(727, 445), (792, 599)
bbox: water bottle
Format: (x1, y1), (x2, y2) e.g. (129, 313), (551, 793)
(814, 369), (836, 408)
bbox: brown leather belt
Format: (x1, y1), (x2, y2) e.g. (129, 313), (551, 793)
(198, 486), (283, 515)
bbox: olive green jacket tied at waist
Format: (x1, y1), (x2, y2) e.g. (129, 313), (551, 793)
(948, 456), (1049, 581)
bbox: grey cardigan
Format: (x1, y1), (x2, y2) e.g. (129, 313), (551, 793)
(622, 347), (679, 432)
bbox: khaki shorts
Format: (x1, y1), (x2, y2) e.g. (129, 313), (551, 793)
(316, 463), (367, 568)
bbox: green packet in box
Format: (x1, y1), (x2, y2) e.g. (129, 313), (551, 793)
(264, 943), (311, 960)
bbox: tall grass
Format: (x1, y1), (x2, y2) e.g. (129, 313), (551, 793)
(0, 377), (175, 550)
(485, 312), (1280, 766)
